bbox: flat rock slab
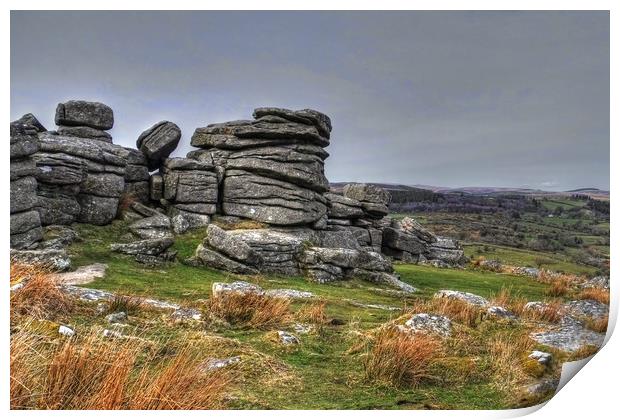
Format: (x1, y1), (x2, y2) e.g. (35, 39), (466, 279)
(211, 281), (314, 301)
(530, 316), (605, 353)
(402, 313), (452, 337)
(50, 263), (108, 285)
(61, 285), (187, 313)
(434, 290), (489, 307)
(563, 300), (609, 320)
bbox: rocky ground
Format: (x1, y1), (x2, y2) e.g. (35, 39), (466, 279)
(9, 219), (610, 409)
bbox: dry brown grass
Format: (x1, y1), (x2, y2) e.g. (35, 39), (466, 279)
(490, 288), (528, 317)
(544, 279), (570, 298)
(208, 292), (291, 329)
(522, 300), (563, 324)
(585, 316), (609, 333)
(570, 344), (599, 360)
(405, 297), (483, 327)
(297, 300), (328, 325)
(10, 329), (230, 410)
(108, 294), (144, 315)
(10, 262), (73, 319)
(363, 326), (442, 388)
(578, 287), (610, 305)
(487, 331), (536, 392)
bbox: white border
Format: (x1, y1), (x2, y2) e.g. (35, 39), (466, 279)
(2, 2), (615, 419)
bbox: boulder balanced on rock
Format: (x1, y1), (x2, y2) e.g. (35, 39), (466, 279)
(137, 121), (182, 171)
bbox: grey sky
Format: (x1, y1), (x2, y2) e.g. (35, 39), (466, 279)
(11, 11), (609, 191)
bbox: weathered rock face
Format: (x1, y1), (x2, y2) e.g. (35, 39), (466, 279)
(189, 108), (331, 226)
(137, 121), (181, 170)
(382, 217), (465, 266)
(55, 100), (114, 130)
(161, 158), (218, 227)
(119, 147), (150, 203)
(10, 118), (43, 249)
(342, 183), (391, 218)
(33, 132), (127, 225)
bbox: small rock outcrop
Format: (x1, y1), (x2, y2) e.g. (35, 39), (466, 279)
(383, 217), (465, 265)
(402, 313), (452, 337)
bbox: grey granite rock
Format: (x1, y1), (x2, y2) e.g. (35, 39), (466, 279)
(137, 121), (182, 170)
(55, 100), (114, 130)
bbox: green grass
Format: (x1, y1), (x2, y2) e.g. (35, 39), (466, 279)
(463, 243), (597, 276)
(56, 220), (562, 409)
(395, 264), (548, 301)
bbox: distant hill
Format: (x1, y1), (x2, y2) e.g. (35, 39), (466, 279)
(331, 182), (609, 199)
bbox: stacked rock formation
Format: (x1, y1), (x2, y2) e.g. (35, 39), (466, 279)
(9, 101), (465, 278)
(324, 184), (391, 253)
(33, 101), (125, 225)
(10, 115), (44, 249)
(186, 107), (331, 226)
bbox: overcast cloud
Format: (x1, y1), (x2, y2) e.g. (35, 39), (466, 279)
(10, 11), (610, 191)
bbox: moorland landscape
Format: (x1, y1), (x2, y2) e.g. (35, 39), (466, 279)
(9, 101), (610, 410)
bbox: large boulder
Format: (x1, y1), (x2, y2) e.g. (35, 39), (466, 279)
(13, 113), (47, 132)
(226, 145), (329, 192)
(204, 225), (262, 265)
(137, 121), (181, 170)
(129, 214), (172, 239)
(325, 193), (365, 219)
(55, 100), (114, 130)
(10, 210), (43, 249)
(162, 158), (218, 218)
(222, 170), (327, 225)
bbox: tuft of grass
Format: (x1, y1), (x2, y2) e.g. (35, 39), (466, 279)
(10, 262), (73, 319)
(522, 300), (563, 324)
(208, 292), (291, 329)
(363, 327), (442, 388)
(544, 279), (570, 298)
(117, 192), (137, 214)
(490, 288), (527, 317)
(570, 344), (599, 361)
(578, 288), (610, 305)
(10, 329), (230, 410)
(487, 331), (536, 392)
(108, 294), (144, 315)
(405, 297), (483, 328)
(297, 300), (328, 325)
(213, 218), (267, 230)
(585, 316), (608, 333)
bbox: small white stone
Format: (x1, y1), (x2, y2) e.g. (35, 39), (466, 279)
(58, 325), (75, 337)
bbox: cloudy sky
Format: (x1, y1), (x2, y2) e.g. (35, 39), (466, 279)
(11, 11), (609, 191)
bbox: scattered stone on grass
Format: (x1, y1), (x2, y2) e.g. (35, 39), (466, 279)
(402, 313), (452, 337)
(50, 263), (108, 285)
(277, 330), (300, 345)
(434, 290), (489, 307)
(528, 350), (552, 365)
